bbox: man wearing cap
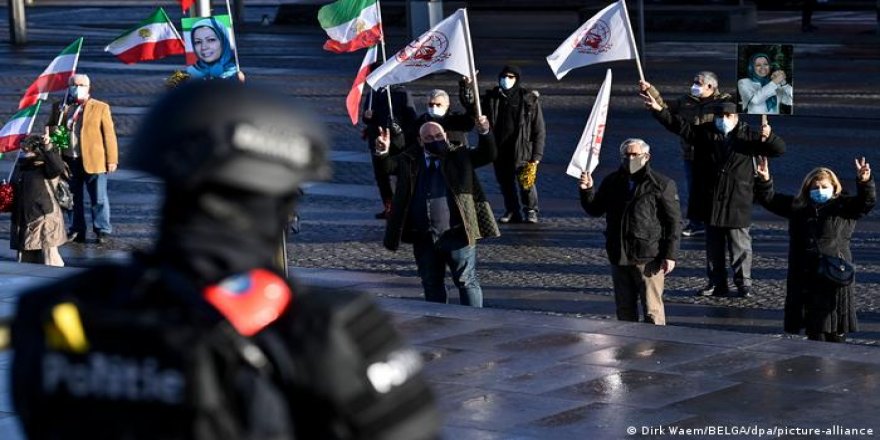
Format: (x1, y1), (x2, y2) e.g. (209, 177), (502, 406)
(465, 65), (545, 224)
(47, 73), (118, 244)
(643, 94), (786, 298)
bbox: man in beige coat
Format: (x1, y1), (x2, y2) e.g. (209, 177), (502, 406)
(48, 74), (118, 244)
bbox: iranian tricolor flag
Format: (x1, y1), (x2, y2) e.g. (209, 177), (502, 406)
(19, 38), (82, 110)
(104, 8), (185, 64)
(318, 0), (382, 53)
(346, 45), (378, 125)
(0, 102), (42, 153)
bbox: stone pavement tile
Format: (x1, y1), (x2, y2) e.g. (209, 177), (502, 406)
(436, 384), (585, 432)
(541, 369), (736, 410)
(745, 337), (880, 365)
(490, 362), (623, 395)
(725, 355), (880, 391)
(666, 349), (795, 379)
(392, 315), (499, 345)
(668, 382), (869, 424)
(561, 340), (728, 372)
(420, 325), (561, 353)
(422, 349), (561, 388)
(514, 402), (696, 440)
(599, 322), (777, 349)
(818, 371), (880, 396)
(493, 331), (637, 362)
(441, 425), (539, 440)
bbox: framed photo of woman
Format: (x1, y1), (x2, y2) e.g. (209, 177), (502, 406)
(182, 15), (239, 81)
(736, 44), (794, 115)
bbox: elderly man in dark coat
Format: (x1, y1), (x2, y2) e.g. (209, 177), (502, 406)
(375, 116), (498, 307)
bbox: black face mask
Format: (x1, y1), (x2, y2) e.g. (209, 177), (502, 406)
(424, 139), (449, 156)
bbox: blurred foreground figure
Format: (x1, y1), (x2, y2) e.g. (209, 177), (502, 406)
(11, 81), (439, 440)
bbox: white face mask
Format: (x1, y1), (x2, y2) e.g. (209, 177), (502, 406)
(70, 85), (89, 102)
(427, 106), (447, 118)
(500, 77), (516, 90)
(690, 84), (703, 97)
(715, 118), (736, 135)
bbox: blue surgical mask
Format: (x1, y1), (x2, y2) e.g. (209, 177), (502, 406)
(500, 77), (516, 90)
(690, 84), (703, 97)
(810, 187), (834, 204)
(715, 118), (735, 135)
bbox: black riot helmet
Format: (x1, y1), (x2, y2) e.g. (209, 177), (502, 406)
(129, 80), (329, 196)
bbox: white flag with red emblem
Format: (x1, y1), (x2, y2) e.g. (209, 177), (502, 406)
(366, 9), (471, 90)
(546, 0), (637, 80)
(567, 69), (612, 178)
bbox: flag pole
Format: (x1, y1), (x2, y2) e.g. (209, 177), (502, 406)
(162, 7), (186, 44)
(375, 0), (395, 123)
(224, 0), (242, 73)
(460, 8), (482, 117)
(619, 0), (644, 82)
(57, 38), (83, 126)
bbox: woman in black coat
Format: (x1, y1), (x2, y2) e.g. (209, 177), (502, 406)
(754, 157), (874, 342)
(9, 135), (68, 266)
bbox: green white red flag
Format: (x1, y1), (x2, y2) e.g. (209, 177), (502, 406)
(318, 0), (382, 53)
(19, 38), (83, 110)
(0, 102), (42, 153)
(346, 45), (378, 125)
(104, 8), (185, 64)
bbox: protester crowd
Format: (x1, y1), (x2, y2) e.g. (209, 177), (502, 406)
(359, 64), (874, 345)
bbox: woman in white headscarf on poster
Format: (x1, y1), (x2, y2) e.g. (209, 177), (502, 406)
(187, 17), (241, 81)
(738, 52), (793, 115)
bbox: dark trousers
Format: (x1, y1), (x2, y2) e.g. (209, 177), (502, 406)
(371, 153), (393, 203)
(411, 233), (483, 307)
(705, 225), (752, 289)
(493, 158), (538, 217)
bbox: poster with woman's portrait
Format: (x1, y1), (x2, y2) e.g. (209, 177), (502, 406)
(736, 44), (794, 115)
(182, 15), (239, 80)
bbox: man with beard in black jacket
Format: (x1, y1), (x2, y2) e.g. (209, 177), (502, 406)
(644, 94), (786, 298)
(579, 138), (681, 325)
(464, 65), (546, 224)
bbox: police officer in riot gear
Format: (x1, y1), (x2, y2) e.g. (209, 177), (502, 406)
(11, 81), (439, 440)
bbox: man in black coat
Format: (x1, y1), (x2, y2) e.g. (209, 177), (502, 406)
(375, 116), (499, 308)
(466, 65), (546, 224)
(579, 138), (681, 325)
(644, 95), (786, 297)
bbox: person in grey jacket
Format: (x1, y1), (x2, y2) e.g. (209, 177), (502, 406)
(579, 138), (681, 325)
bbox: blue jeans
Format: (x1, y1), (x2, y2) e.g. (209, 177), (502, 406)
(65, 157), (111, 235)
(412, 234), (483, 307)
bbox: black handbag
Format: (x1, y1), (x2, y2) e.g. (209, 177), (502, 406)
(816, 253), (855, 287)
(54, 179), (74, 211)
